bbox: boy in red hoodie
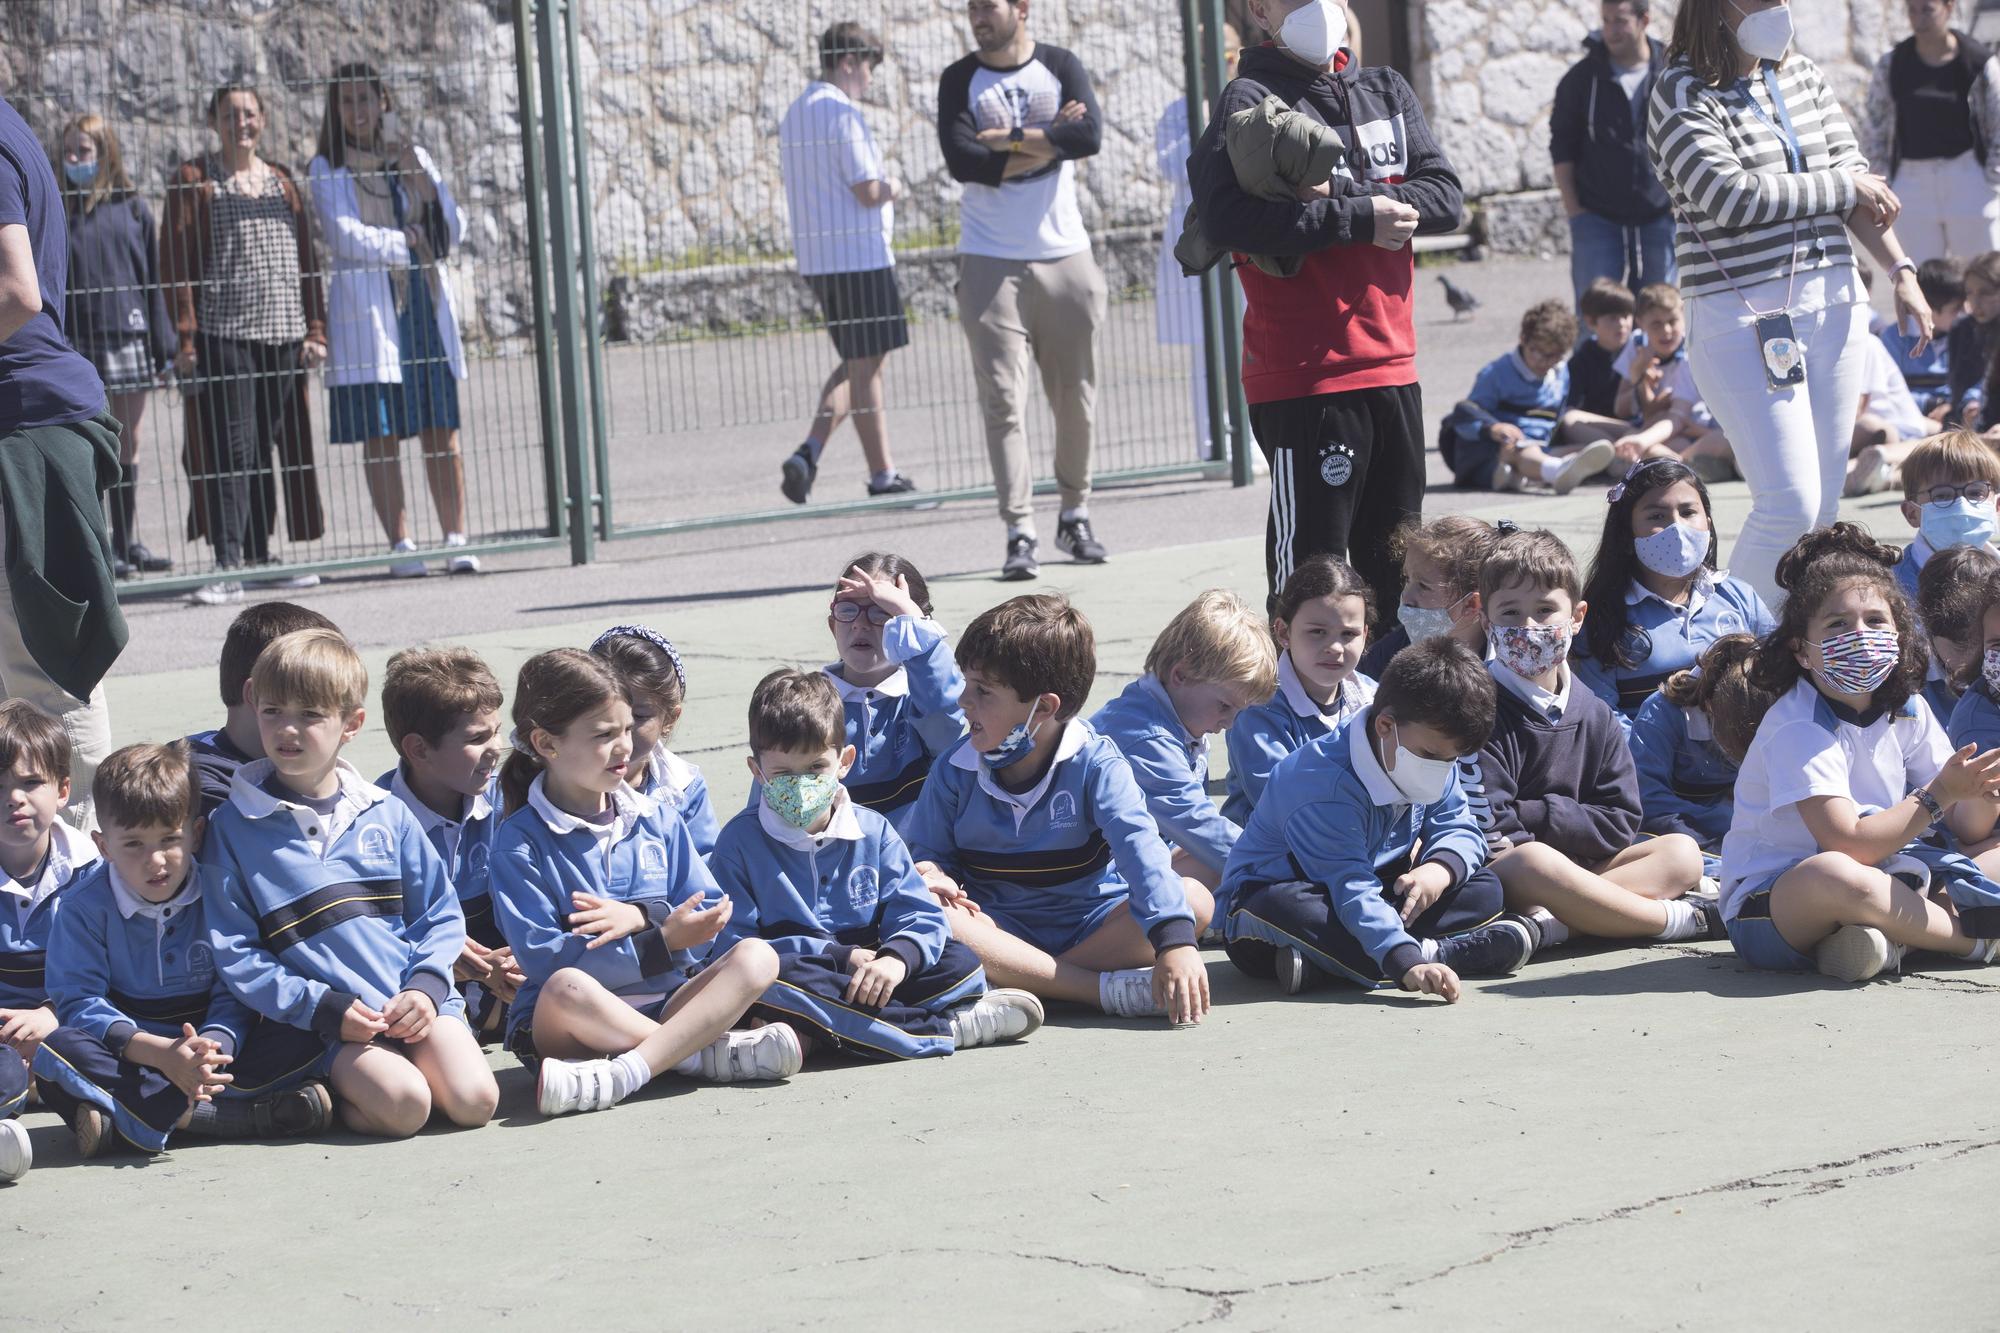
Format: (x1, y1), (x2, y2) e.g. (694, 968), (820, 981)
(1187, 0), (1463, 612)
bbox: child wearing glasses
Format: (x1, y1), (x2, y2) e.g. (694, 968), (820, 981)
(1892, 431), (2000, 606)
(820, 553), (967, 834)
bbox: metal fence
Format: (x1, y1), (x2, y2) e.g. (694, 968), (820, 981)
(1, 0), (1250, 592)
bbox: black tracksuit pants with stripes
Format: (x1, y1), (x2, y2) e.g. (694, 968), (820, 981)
(1250, 383), (1426, 615)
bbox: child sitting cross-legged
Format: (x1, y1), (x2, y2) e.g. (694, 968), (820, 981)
(489, 650), (799, 1117)
(1630, 633), (1761, 862)
(904, 594), (1214, 1026)
(1222, 638), (1538, 1001)
(589, 625), (718, 855)
(202, 629), (500, 1138)
(1890, 429), (2000, 605)
(708, 669), (1042, 1059)
(1471, 529), (1714, 951)
(1917, 544), (2000, 725)
(186, 602), (340, 818)
(34, 742), (334, 1158)
(1093, 590), (1276, 893)
(1441, 300), (1618, 495)
(1359, 516), (1497, 681)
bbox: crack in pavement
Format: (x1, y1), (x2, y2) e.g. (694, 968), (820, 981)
(1404, 1134), (2000, 1292)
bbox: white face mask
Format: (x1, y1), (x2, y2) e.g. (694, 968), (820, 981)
(1730, 1), (1794, 63)
(1385, 722), (1455, 806)
(1276, 0), (1348, 68)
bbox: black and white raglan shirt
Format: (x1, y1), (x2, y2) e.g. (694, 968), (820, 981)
(936, 43), (1102, 261)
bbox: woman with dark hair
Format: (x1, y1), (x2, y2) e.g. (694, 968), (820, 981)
(309, 62), (472, 579)
(1647, 0), (1932, 605)
(161, 81), (328, 606)
(55, 114), (176, 578)
(1574, 458), (1774, 721)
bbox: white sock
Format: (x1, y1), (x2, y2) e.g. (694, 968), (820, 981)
(1419, 938), (1441, 962)
(445, 531), (467, 547)
(1009, 521), (1037, 542)
(1060, 506), (1088, 523)
(609, 1049), (653, 1101)
(670, 1048), (705, 1077)
(869, 469), (896, 489)
(1654, 898), (1701, 942)
(1538, 456), (1567, 483)
(1966, 937), (2000, 964)
(1528, 907), (1569, 948)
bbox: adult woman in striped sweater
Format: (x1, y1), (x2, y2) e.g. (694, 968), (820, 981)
(1648, 0), (1933, 603)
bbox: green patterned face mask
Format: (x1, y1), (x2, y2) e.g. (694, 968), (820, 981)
(764, 771), (840, 829)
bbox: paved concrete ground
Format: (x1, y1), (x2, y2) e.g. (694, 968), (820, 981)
(13, 255), (1987, 1330)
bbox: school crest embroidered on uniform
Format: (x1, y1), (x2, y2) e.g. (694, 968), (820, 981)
(1049, 791), (1079, 828)
(358, 825), (397, 868)
(847, 866), (879, 912)
(1615, 625), (1654, 671)
(637, 840), (669, 877)
(1318, 444), (1354, 487)
(186, 941), (214, 980)
(466, 844), (489, 879)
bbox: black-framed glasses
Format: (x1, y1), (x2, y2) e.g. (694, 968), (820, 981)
(1923, 481), (1996, 508)
(831, 601), (890, 625)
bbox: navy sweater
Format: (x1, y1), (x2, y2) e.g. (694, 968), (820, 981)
(1474, 677), (1642, 864)
(65, 193), (175, 365)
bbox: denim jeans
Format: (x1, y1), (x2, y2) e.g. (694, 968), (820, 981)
(1569, 211), (1678, 304)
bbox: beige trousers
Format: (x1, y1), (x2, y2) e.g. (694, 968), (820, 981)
(955, 249), (1107, 527)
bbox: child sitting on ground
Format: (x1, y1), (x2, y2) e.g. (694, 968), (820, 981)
(1567, 278), (1635, 421)
(815, 553), (966, 833)
(708, 669), (1041, 1058)
(1226, 558), (1377, 828)
(590, 624), (718, 855)
(1470, 529), (1712, 950)
(186, 602), (338, 818)
(1613, 283), (1735, 482)
(1880, 256), (1961, 419)
(1917, 545), (1999, 724)
(1720, 525), (2000, 981)
(488, 650), (800, 1116)
(201, 629), (499, 1138)
(1360, 515), (1498, 680)
(1441, 300), (1617, 495)
(379, 647), (521, 1043)
(1573, 458), (1774, 724)
(1890, 429), (2000, 605)
(1948, 251), (2000, 428)
(1222, 638), (1537, 1001)
(1630, 633), (1761, 857)
(903, 594), (1214, 1026)
(1948, 565), (2000, 796)
(1094, 589), (1276, 892)
(34, 742), (334, 1157)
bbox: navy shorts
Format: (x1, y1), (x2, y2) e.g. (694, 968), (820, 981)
(982, 896), (1127, 958)
(806, 267), (910, 360)
(1725, 880), (1815, 972)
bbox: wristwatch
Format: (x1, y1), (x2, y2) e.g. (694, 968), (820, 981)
(1914, 786), (1945, 827)
(1892, 257), (1919, 280)
(1008, 125), (1024, 152)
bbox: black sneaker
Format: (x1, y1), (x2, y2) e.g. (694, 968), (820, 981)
(868, 472), (941, 511)
(126, 542), (172, 573)
(253, 1079), (335, 1139)
(1277, 943), (1320, 995)
(1055, 515), (1108, 563)
(113, 556), (135, 580)
(780, 448), (816, 505)
(1684, 894), (1726, 941)
(1436, 914), (1538, 978)
(1001, 533), (1040, 581)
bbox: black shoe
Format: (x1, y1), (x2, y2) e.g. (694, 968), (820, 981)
(1276, 944), (1320, 995)
(780, 448), (817, 505)
(1000, 533), (1040, 581)
(1055, 515), (1108, 564)
(253, 1079), (335, 1139)
(125, 542), (172, 573)
(113, 556), (135, 580)
(867, 472), (917, 497)
(1436, 914), (1538, 978)
(1685, 894), (1726, 941)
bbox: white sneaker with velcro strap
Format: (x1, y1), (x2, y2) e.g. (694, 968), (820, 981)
(537, 1057), (621, 1116)
(1097, 967), (1168, 1018)
(697, 1024), (803, 1083)
(949, 989), (1045, 1049)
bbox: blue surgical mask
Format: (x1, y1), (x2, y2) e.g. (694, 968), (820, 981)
(1921, 497), (1997, 552)
(63, 161), (97, 188)
(979, 703), (1047, 770)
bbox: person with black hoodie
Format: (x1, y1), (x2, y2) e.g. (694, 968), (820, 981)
(1550, 0), (1675, 305)
(1187, 0), (1463, 618)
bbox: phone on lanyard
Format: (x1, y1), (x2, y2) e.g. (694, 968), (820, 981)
(1754, 312), (1806, 391)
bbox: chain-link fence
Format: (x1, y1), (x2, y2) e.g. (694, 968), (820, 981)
(1, 0), (1247, 592)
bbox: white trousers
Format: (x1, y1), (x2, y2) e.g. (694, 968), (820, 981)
(1892, 151), (2000, 266)
(1688, 266), (1873, 607)
(0, 505), (112, 832)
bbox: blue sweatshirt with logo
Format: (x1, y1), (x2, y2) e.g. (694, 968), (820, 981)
(0, 820), (99, 1009)
(1091, 673), (1238, 878)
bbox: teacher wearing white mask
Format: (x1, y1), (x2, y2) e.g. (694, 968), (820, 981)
(1648, 0), (1933, 604)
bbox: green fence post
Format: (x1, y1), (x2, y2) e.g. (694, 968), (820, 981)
(1179, 0), (1229, 474)
(1204, 0), (1254, 489)
(536, 0), (596, 564)
(514, 0), (567, 542)
(560, 0), (614, 537)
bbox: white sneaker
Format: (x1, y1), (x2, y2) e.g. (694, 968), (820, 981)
(389, 540), (429, 580)
(1550, 440), (1616, 495)
(0, 1119), (28, 1182)
(444, 533), (481, 576)
(187, 580), (244, 607)
(1097, 967), (1167, 1018)
(536, 1057), (620, 1115)
(697, 1024), (803, 1082)
(1489, 460), (1519, 493)
(1814, 925), (1902, 983)
(1276, 944), (1309, 996)
(1691, 875), (1721, 901)
(949, 988), (1045, 1049)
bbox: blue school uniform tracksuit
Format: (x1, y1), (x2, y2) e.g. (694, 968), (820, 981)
(709, 793), (985, 1060)
(32, 861), (328, 1152)
(633, 742), (719, 857)
(1222, 654), (1376, 829)
(381, 766), (507, 1030)
(202, 761), (468, 1042)
(489, 777), (720, 1046)
(1894, 534), (2000, 606)
(0, 820), (98, 1117)
(1952, 677), (2000, 753)
(1880, 323), (1950, 414)
(1091, 673), (1238, 880)
(1220, 713), (1502, 989)
(1627, 691), (1734, 852)
(1573, 574), (1773, 723)
(1441, 349), (1569, 490)
(902, 722), (1197, 958)
(824, 616), (967, 832)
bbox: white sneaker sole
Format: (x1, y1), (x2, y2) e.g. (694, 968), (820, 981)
(1815, 925), (1896, 983)
(0, 1120), (29, 1181)
(960, 988), (1045, 1047)
(1551, 440), (1616, 495)
(1277, 946), (1306, 996)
